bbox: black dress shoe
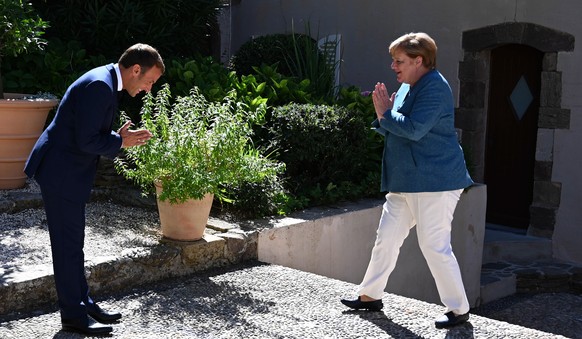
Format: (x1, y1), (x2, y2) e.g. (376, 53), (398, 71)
(340, 296), (383, 311)
(434, 311), (470, 328)
(87, 304), (122, 324)
(62, 317), (113, 335)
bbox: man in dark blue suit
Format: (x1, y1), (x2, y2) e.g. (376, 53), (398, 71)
(25, 43), (164, 335)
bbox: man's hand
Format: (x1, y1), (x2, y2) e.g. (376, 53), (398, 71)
(117, 121), (153, 148)
(372, 82), (395, 121)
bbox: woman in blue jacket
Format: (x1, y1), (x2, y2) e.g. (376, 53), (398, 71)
(341, 32), (473, 329)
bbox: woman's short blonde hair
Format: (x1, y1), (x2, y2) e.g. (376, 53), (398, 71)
(389, 32), (437, 69)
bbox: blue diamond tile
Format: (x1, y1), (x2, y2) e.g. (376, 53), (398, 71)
(509, 76), (534, 120)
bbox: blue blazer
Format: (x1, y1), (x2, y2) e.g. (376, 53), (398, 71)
(372, 70), (473, 193)
(25, 64), (123, 202)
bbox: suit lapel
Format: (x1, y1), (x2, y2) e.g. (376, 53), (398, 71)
(107, 65), (120, 130)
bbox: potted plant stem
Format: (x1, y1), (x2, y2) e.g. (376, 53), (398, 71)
(115, 84), (284, 240)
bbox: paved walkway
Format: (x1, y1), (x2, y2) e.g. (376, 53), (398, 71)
(1, 261), (577, 339)
(1, 183), (581, 338)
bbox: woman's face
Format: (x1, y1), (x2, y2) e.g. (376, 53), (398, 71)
(390, 49), (423, 85)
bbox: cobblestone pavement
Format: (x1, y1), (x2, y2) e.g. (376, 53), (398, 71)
(0, 262), (576, 339)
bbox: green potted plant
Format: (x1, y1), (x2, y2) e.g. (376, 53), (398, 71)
(0, 0), (58, 189)
(115, 84), (284, 241)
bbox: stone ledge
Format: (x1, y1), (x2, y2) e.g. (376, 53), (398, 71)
(480, 273), (516, 305)
(0, 191), (44, 213)
(0, 232), (255, 317)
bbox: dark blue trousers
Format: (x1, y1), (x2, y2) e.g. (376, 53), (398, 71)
(41, 188), (95, 321)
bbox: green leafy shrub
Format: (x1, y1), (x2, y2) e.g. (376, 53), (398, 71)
(336, 85), (374, 116)
(0, 0), (48, 97)
(2, 39), (107, 97)
(219, 175), (291, 219)
(164, 57), (236, 100)
(1, 38), (110, 126)
(115, 84), (284, 205)
(336, 85), (384, 162)
(163, 57), (313, 113)
(251, 63), (313, 106)
(266, 103), (380, 206)
(231, 32), (336, 103)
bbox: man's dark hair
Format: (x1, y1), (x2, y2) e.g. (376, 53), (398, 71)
(118, 43), (165, 73)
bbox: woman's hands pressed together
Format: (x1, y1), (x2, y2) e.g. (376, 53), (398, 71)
(372, 82), (395, 121)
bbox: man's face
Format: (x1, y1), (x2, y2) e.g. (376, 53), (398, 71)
(125, 64), (163, 97)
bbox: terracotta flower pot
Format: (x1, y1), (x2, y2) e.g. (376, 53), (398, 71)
(154, 182), (213, 241)
(0, 93), (58, 189)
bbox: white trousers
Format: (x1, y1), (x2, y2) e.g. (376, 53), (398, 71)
(357, 189), (470, 315)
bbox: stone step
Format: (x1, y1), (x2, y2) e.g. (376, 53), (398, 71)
(479, 227), (563, 305)
(480, 266), (517, 305)
(480, 260), (582, 305)
(482, 228), (552, 264)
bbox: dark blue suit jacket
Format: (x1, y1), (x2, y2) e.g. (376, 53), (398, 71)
(25, 64), (123, 202)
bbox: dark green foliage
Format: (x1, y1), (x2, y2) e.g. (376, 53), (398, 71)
(336, 85), (375, 116)
(285, 28), (336, 102)
(2, 39), (107, 96)
(162, 57), (382, 212)
(1, 38), (108, 124)
(163, 57), (313, 112)
(0, 0), (49, 97)
(231, 32), (336, 103)
(230, 33), (313, 77)
(1, 1), (384, 217)
(164, 57), (237, 100)
(0, 0), (48, 57)
(266, 103), (381, 206)
(336, 85), (385, 164)
(3, 0), (222, 123)
(219, 175), (292, 219)
(30, 0), (221, 60)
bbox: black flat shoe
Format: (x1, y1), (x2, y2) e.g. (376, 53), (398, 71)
(62, 317), (113, 335)
(434, 311), (470, 328)
(87, 304), (122, 324)
(340, 296), (383, 311)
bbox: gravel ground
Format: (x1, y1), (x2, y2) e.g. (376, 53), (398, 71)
(472, 292), (582, 339)
(0, 180), (161, 270)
